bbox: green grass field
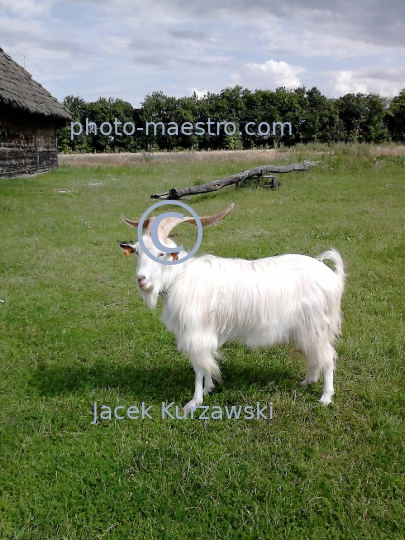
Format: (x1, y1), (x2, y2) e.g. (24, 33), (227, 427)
(1, 146), (404, 539)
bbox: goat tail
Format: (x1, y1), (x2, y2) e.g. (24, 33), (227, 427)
(209, 356), (222, 383)
(317, 249), (346, 289)
(190, 351), (222, 382)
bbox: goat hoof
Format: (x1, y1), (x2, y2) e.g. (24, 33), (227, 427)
(203, 385), (215, 396)
(319, 395), (333, 406)
(183, 399), (202, 413)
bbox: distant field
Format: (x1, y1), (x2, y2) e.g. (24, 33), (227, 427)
(59, 143), (405, 167)
(58, 147), (285, 166)
(1, 145), (404, 539)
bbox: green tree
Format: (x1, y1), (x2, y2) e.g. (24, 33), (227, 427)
(57, 95), (91, 153)
(336, 93), (390, 143)
(386, 89), (405, 141)
(58, 96), (138, 153)
(85, 97), (137, 152)
(139, 91), (179, 150)
(295, 87), (340, 144)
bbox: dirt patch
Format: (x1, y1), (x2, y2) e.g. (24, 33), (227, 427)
(370, 145), (405, 157)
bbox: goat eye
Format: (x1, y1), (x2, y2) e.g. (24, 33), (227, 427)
(159, 252), (165, 258)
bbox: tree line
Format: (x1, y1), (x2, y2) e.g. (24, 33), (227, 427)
(58, 86), (405, 153)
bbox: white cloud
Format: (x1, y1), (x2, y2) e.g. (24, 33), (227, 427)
(187, 87), (208, 98)
(328, 70), (405, 97)
(77, 0), (405, 48)
(1, 0), (404, 105)
(0, 0), (55, 18)
(330, 71), (368, 95)
(261, 29), (386, 61)
(96, 36), (131, 55)
(231, 60), (304, 89)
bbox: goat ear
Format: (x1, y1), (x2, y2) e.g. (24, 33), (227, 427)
(121, 214), (151, 229)
(171, 252), (179, 261)
(119, 242), (135, 256)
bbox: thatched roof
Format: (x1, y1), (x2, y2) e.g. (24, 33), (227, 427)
(0, 47), (71, 121)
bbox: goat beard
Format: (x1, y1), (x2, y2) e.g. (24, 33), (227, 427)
(138, 286), (159, 311)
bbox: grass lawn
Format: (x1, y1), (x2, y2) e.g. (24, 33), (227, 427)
(1, 145), (404, 539)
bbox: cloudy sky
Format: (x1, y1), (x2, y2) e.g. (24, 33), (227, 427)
(0, 0), (404, 106)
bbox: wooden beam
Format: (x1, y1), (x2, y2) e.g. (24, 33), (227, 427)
(151, 162), (310, 200)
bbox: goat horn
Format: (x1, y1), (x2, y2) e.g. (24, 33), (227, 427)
(121, 214), (155, 231)
(121, 203), (234, 240)
(158, 203), (234, 240)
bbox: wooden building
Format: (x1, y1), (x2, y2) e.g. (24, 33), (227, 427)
(0, 47), (71, 178)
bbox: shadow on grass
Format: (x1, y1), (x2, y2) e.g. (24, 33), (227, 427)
(30, 358), (301, 402)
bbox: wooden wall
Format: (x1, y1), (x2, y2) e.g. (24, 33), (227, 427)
(0, 104), (59, 178)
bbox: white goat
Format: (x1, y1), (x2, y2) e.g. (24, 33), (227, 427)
(120, 204), (345, 411)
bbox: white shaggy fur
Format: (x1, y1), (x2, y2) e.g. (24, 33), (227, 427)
(122, 213), (345, 411)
